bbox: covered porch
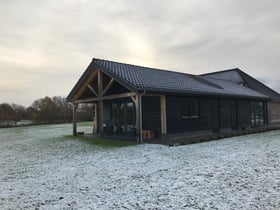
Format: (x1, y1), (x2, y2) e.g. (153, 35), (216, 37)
(70, 68), (167, 142)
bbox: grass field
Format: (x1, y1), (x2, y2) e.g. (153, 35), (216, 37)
(0, 123), (280, 209)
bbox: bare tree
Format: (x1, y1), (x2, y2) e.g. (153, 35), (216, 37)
(0, 103), (16, 126)
(11, 103), (25, 123)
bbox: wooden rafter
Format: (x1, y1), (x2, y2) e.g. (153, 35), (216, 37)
(101, 78), (114, 96)
(98, 69), (103, 96)
(73, 69), (98, 101)
(87, 84), (98, 96)
(130, 96), (136, 104)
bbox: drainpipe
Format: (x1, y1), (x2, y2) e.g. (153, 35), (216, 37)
(139, 90), (146, 143)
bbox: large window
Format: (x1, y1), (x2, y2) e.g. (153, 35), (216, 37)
(110, 101), (135, 135)
(251, 101), (264, 127)
(180, 98), (199, 119)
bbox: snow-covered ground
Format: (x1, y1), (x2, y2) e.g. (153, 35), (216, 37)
(0, 124), (279, 210)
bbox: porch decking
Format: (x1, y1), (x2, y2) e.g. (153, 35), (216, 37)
(146, 124), (280, 146)
(77, 123), (280, 146)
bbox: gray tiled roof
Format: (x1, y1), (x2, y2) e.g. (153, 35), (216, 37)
(202, 69), (280, 100)
(201, 70), (244, 84)
(202, 76), (267, 98)
(67, 58), (270, 101)
(93, 59), (268, 99)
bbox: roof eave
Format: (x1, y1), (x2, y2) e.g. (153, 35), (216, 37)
(66, 60), (95, 102)
(144, 88), (270, 100)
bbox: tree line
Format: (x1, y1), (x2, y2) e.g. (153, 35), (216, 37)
(0, 96), (93, 127)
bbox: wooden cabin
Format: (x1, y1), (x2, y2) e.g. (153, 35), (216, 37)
(67, 58), (280, 142)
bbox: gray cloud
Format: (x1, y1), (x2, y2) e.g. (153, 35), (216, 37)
(1, 0), (280, 106)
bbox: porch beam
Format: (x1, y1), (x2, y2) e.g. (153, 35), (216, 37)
(101, 78), (114, 96)
(145, 93), (162, 97)
(103, 92), (137, 100)
(76, 92), (137, 103)
(87, 84), (98, 96)
(160, 95), (167, 135)
(76, 97), (98, 103)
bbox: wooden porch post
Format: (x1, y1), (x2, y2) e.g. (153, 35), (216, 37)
(135, 94), (141, 142)
(160, 95), (167, 139)
(72, 103), (78, 136)
(98, 100), (103, 135)
(97, 69), (104, 135)
(93, 103), (97, 134)
(263, 101), (268, 125)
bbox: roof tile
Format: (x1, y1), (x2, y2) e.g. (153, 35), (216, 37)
(93, 58), (268, 99)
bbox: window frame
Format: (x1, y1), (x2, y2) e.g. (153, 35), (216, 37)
(180, 98), (199, 119)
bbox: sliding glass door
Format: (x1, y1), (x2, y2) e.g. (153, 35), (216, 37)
(111, 101), (136, 135)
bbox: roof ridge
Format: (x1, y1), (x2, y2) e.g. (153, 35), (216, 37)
(201, 68), (245, 83)
(202, 74), (243, 83)
(203, 75), (243, 84)
(92, 57), (196, 77)
(200, 68), (241, 76)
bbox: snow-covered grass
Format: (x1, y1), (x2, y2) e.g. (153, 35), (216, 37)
(0, 124), (280, 209)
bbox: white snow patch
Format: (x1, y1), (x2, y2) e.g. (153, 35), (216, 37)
(0, 124), (280, 209)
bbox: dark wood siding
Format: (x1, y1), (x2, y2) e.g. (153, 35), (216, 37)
(231, 100), (238, 130)
(220, 100), (231, 129)
(166, 96), (212, 133)
(142, 96), (161, 136)
(200, 98), (212, 130)
(237, 100), (251, 129)
(211, 99), (220, 133)
(141, 95), (267, 137)
(166, 96), (180, 133)
(263, 101), (268, 124)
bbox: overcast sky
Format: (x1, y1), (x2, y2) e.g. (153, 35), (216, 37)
(1, 0), (280, 106)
